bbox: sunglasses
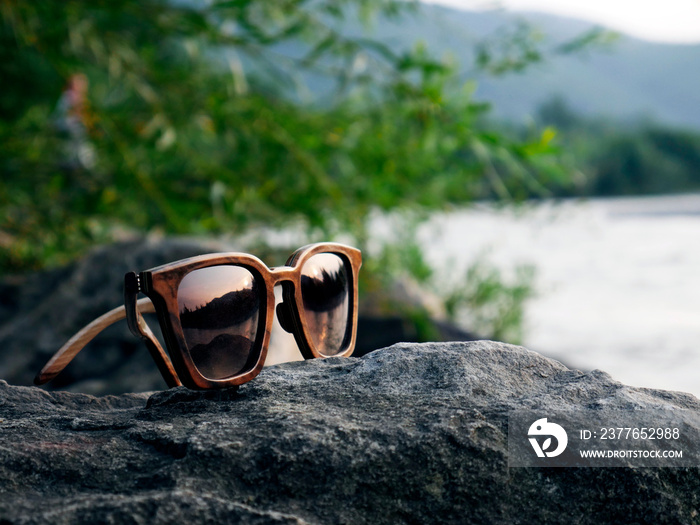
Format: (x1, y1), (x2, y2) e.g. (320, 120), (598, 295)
(35, 243), (362, 390)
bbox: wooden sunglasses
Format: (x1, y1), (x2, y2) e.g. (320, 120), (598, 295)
(35, 243), (362, 390)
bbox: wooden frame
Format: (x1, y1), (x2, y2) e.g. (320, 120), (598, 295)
(35, 243), (362, 390)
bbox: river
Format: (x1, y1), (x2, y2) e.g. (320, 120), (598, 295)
(418, 193), (700, 397)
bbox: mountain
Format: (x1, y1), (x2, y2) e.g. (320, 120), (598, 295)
(349, 4), (700, 129)
(180, 288), (259, 330)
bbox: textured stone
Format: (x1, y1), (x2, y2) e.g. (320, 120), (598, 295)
(0, 238), (227, 394)
(0, 238), (477, 395)
(0, 341), (698, 524)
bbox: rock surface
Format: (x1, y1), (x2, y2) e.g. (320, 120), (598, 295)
(1, 341), (699, 524)
(0, 238), (225, 393)
(0, 238), (476, 395)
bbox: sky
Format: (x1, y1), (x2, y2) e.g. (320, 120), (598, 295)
(422, 0), (700, 44)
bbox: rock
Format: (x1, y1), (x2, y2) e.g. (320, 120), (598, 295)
(0, 238), (477, 395)
(0, 341), (698, 524)
(0, 237), (230, 394)
(356, 315), (477, 354)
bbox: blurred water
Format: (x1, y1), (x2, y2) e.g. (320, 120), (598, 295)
(418, 194), (700, 397)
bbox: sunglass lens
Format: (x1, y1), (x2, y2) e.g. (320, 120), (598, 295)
(300, 253), (350, 356)
(177, 266), (261, 380)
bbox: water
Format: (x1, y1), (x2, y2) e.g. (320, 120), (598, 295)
(418, 194), (700, 396)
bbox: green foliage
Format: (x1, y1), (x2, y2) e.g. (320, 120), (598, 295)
(535, 96), (700, 197)
(1, 0), (570, 271)
(476, 21), (546, 75)
(0, 0), (579, 342)
(592, 128), (700, 195)
(475, 21), (618, 76)
(443, 259), (536, 344)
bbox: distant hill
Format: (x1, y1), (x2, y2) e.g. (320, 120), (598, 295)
(346, 4), (700, 130)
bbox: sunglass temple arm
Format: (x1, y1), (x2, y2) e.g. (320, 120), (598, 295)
(33, 276), (182, 388)
(33, 298), (155, 385)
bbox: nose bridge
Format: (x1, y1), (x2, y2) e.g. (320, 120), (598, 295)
(269, 266), (297, 285)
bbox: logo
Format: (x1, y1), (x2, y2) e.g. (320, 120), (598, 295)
(528, 418), (568, 458)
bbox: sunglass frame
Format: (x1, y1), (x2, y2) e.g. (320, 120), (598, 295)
(134, 242), (361, 390)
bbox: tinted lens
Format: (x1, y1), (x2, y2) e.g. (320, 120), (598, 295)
(300, 253), (350, 356)
(177, 265), (261, 380)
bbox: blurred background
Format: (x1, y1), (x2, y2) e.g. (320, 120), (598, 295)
(1, 1), (699, 395)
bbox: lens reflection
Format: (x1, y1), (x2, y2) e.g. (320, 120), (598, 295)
(178, 265), (260, 380)
(300, 253), (350, 356)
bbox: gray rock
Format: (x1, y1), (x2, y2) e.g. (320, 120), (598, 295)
(0, 341), (698, 524)
(0, 237), (229, 394)
(0, 238), (478, 395)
